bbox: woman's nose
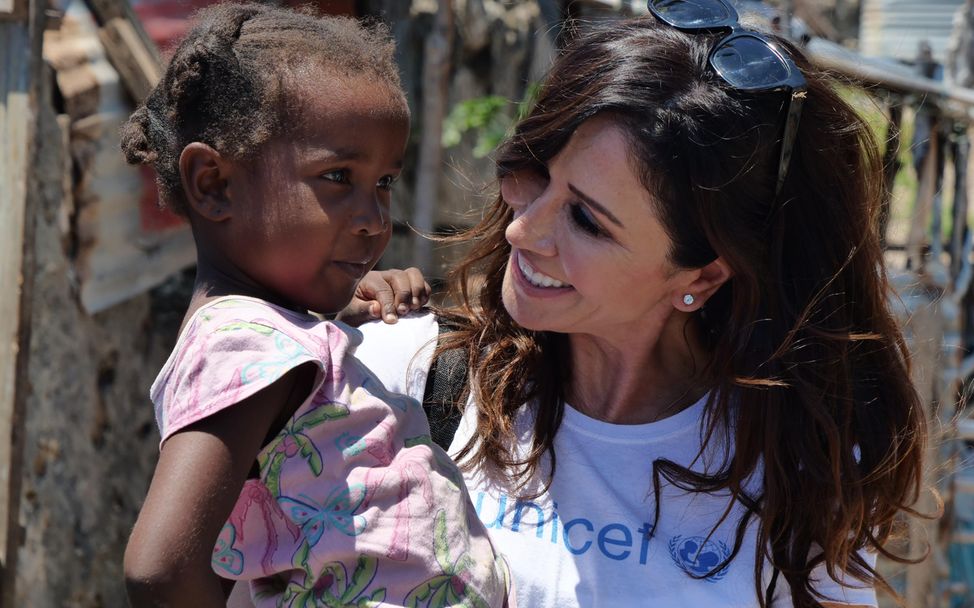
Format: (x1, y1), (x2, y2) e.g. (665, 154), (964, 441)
(504, 189), (557, 256)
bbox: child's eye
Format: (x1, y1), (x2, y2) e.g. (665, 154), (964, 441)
(320, 169), (349, 184)
(569, 202), (604, 237)
(377, 174), (399, 190)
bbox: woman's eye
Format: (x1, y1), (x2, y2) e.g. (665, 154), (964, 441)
(377, 174), (399, 190)
(569, 203), (604, 237)
(320, 169), (349, 184)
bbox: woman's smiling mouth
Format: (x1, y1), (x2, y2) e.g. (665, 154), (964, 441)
(516, 252), (572, 289)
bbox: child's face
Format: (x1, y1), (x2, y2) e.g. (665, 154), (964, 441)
(224, 74), (409, 314)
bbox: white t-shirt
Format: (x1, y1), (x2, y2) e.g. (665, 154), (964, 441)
(352, 313), (878, 608)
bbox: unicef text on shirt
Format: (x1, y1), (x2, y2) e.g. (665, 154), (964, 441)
(473, 491), (654, 564)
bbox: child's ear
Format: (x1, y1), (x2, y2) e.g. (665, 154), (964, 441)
(673, 257), (733, 312)
(179, 143), (234, 222)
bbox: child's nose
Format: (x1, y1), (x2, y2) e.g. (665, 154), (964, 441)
(352, 194), (388, 237)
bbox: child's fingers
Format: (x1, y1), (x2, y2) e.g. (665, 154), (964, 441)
(354, 268), (430, 323)
(383, 270), (420, 316)
(338, 271), (398, 324)
(402, 267), (432, 309)
(334, 299), (382, 326)
(365, 277), (399, 324)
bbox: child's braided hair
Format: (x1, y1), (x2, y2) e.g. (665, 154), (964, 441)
(120, 2), (405, 215)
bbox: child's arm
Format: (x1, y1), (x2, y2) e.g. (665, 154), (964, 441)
(124, 363), (316, 607)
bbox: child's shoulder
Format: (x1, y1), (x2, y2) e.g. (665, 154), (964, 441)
(178, 295), (341, 348)
(189, 295), (315, 329)
(149, 296), (348, 444)
(168, 295), (346, 365)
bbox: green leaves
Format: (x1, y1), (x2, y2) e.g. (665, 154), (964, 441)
(346, 555), (378, 600)
(294, 401), (350, 432)
(215, 321), (277, 336)
(442, 84), (539, 159)
(294, 433), (323, 477)
(286, 552), (386, 608)
(404, 509), (492, 608)
(442, 95), (509, 158)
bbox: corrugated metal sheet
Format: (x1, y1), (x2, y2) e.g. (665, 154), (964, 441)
(571, 0), (777, 26)
(40, 0), (363, 313)
(44, 0), (195, 314)
(860, 0), (966, 62)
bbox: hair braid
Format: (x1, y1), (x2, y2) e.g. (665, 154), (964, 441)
(120, 2), (405, 215)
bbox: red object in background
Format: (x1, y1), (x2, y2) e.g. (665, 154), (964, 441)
(138, 166), (185, 232)
(283, 0), (357, 14)
(131, 0), (358, 234)
(133, 0), (223, 56)
(132, 0), (360, 57)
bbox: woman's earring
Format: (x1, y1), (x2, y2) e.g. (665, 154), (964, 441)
(683, 294), (695, 306)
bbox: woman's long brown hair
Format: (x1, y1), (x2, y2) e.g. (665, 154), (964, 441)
(435, 18), (927, 607)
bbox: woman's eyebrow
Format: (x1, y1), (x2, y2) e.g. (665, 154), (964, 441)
(569, 184), (624, 227)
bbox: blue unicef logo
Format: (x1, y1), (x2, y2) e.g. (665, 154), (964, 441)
(667, 535), (731, 581)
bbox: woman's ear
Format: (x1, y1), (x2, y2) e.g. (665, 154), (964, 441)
(179, 142), (234, 222)
(673, 257), (734, 311)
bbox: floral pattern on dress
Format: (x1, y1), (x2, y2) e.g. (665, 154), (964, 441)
(150, 297), (512, 607)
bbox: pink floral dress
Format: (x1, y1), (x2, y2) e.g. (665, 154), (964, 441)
(150, 296), (512, 607)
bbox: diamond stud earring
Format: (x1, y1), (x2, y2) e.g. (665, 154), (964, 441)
(683, 294), (695, 306)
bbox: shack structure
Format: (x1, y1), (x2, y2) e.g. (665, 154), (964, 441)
(2, 0), (974, 606)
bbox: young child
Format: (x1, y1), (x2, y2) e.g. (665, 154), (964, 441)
(120, 4), (511, 606)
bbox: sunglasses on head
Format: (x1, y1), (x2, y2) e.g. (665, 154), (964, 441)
(647, 0), (807, 197)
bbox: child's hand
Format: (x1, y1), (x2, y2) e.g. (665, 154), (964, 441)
(338, 268), (431, 326)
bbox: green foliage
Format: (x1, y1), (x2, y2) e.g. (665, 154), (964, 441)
(442, 95), (509, 158)
(442, 84), (540, 158)
(838, 85), (919, 227)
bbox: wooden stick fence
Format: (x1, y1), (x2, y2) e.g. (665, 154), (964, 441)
(806, 38), (974, 608)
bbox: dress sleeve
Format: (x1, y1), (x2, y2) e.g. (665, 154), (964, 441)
(151, 308), (326, 447)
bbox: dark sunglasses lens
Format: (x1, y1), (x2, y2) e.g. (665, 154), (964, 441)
(649, 0), (732, 27)
(711, 36), (790, 88)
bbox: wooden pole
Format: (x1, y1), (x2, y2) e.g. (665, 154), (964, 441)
(82, 0), (161, 103)
(879, 101), (903, 248)
(412, 0), (454, 273)
(0, 0), (43, 601)
(900, 287), (944, 608)
(908, 124), (941, 271)
(950, 130), (970, 279)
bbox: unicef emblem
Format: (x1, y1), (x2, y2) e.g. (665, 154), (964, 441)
(667, 535), (731, 581)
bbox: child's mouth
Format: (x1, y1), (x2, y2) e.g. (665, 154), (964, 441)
(334, 261), (370, 279)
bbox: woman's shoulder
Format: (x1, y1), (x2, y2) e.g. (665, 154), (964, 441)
(350, 311), (440, 400)
(354, 309), (439, 344)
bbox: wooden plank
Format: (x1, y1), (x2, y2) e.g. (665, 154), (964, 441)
(96, 16), (160, 102)
(0, 0), (26, 22)
(81, 0), (160, 103)
(0, 0), (43, 601)
(897, 289), (946, 608)
(83, 0), (157, 62)
(412, 0), (454, 272)
(907, 125), (941, 272)
(879, 101), (903, 247)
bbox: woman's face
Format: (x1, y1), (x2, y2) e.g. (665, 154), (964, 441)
(501, 115), (696, 343)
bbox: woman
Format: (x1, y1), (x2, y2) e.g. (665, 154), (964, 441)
(352, 3), (926, 606)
